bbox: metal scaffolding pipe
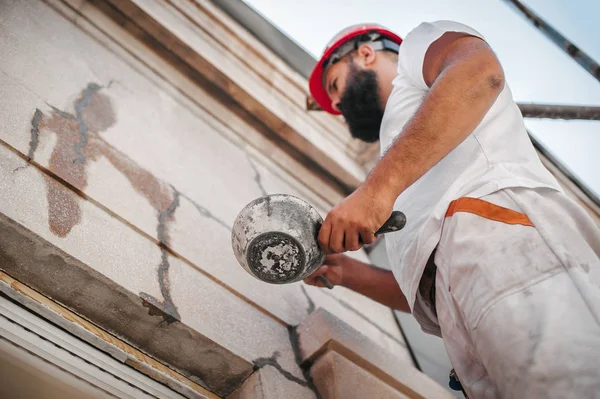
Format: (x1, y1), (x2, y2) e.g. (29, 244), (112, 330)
(307, 95), (600, 120)
(518, 104), (600, 120)
(529, 133), (600, 209)
(502, 0), (600, 82)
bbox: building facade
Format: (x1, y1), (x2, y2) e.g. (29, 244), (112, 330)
(1, 1), (597, 398)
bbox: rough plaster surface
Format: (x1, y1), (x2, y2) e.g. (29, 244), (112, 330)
(0, 0), (410, 342)
(0, 0), (318, 327)
(325, 285), (407, 346)
(167, 255), (307, 384)
(0, 212), (251, 396)
(0, 144), (163, 302)
(0, 1), (418, 396)
(0, 146), (314, 395)
(304, 287), (412, 364)
(227, 365), (316, 399)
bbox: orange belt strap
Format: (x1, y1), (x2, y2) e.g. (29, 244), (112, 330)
(445, 197), (534, 227)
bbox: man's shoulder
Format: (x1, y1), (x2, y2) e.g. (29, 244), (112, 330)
(398, 20), (487, 73)
(404, 20), (485, 43)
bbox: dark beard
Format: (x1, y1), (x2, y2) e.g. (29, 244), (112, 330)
(338, 64), (384, 143)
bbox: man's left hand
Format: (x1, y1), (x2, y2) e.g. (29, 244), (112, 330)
(318, 182), (396, 253)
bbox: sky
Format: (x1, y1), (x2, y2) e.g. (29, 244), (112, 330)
(242, 0), (600, 198)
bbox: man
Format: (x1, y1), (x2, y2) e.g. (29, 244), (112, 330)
(304, 21), (600, 398)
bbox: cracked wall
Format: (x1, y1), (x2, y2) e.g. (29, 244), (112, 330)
(0, 1), (417, 398)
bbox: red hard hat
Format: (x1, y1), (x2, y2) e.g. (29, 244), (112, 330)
(309, 23), (403, 115)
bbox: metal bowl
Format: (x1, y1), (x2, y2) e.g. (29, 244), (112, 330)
(231, 194), (326, 284)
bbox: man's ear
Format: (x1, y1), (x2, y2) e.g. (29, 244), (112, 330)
(356, 44), (377, 67)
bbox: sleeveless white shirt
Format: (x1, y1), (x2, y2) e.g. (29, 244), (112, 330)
(379, 20), (562, 309)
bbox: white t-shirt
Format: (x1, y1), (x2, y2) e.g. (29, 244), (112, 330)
(380, 20), (562, 310)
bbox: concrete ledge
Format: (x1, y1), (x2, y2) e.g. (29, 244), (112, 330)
(0, 271), (218, 399)
(297, 308), (454, 399)
(311, 351), (409, 399)
(0, 213), (252, 397)
(227, 366), (316, 399)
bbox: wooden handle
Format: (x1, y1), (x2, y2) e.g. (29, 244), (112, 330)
(375, 211), (407, 236)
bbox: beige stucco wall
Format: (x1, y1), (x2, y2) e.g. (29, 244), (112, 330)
(0, 1), (447, 398)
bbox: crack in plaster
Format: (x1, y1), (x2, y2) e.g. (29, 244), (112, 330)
(140, 291), (180, 325)
(153, 248), (181, 321)
(252, 351), (309, 388)
(288, 325), (322, 399)
(73, 82), (103, 164)
(246, 323), (322, 397)
(300, 285), (315, 315)
(158, 187), (180, 317)
(27, 108), (43, 161)
(157, 185), (180, 246)
(28, 82), (230, 323)
(180, 192), (230, 231)
(12, 166), (28, 173)
(38, 82), (115, 237)
(141, 186), (182, 323)
(257, 369), (265, 397)
(47, 104), (78, 121)
(247, 155), (268, 197)
(26, 83), (329, 393)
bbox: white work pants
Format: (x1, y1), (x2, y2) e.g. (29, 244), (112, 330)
(434, 188), (600, 398)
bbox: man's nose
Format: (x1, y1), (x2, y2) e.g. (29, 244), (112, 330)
(331, 97), (341, 113)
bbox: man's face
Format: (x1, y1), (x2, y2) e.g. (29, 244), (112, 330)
(325, 57), (385, 143)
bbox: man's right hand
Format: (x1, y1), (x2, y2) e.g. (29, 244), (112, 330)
(303, 254), (347, 288)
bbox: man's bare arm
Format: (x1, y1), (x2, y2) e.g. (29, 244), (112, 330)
(304, 254), (411, 312)
(366, 33), (505, 205)
(343, 259), (411, 313)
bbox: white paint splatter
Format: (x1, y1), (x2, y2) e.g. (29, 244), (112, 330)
(259, 242), (299, 277)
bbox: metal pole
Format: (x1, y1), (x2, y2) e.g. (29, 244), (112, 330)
(502, 0), (600, 82)
(518, 104), (600, 120)
(529, 132), (600, 209)
(308, 95), (600, 121)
